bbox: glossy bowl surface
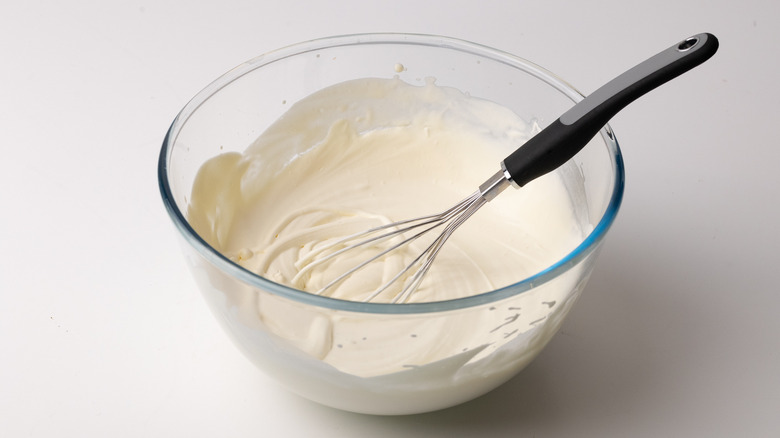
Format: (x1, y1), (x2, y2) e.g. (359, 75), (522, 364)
(158, 33), (623, 415)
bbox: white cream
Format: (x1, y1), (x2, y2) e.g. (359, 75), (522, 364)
(189, 77), (582, 303)
(187, 77), (588, 413)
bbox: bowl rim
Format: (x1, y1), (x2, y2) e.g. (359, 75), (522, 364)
(157, 32), (625, 315)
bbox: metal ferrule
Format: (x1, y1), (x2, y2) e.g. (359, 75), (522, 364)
(478, 167), (513, 202)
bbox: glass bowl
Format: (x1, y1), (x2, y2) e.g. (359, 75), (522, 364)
(158, 33), (624, 415)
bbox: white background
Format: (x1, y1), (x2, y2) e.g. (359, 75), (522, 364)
(2, 1), (778, 436)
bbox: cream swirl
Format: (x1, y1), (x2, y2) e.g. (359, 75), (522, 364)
(188, 77), (583, 304)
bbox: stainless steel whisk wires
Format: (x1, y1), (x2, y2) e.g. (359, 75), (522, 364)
(294, 170), (510, 303)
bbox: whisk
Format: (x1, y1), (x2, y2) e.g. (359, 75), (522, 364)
(300, 32), (719, 303)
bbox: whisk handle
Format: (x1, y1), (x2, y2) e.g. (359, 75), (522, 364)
(502, 32), (719, 187)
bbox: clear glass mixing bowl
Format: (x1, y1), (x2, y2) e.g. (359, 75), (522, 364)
(158, 33), (624, 415)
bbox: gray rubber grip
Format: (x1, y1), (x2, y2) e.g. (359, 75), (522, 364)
(560, 33), (715, 126)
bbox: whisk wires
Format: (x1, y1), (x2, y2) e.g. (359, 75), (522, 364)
(293, 191), (485, 303)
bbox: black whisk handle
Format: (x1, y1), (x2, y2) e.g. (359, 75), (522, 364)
(502, 32), (719, 187)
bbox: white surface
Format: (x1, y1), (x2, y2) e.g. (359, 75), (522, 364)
(1, 1), (778, 436)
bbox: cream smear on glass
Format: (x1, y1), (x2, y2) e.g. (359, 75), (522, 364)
(188, 77), (584, 304)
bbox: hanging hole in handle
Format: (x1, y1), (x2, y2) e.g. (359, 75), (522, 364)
(678, 37), (699, 52)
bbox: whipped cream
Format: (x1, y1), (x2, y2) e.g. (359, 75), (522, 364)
(187, 77), (589, 413)
(189, 77), (582, 303)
